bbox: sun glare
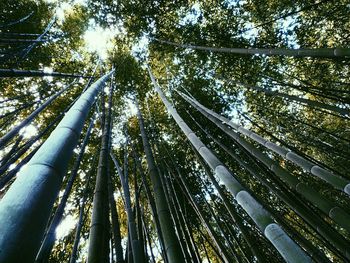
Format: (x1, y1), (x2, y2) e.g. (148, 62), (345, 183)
(20, 124), (38, 139)
(55, 215), (77, 239)
(83, 25), (115, 60)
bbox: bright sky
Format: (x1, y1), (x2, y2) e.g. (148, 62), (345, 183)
(33, 0), (300, 259)
(83, 24), (115, 60)
(44, 0), (121, 61)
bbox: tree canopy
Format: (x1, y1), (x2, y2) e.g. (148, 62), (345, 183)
(0, 0), (349, 262)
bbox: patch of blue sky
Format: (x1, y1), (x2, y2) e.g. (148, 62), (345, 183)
(223, 0), (246, 8)
(131, 33), (150, 61)
(178, 2), (202, 26)
(277, 15), (300, 48)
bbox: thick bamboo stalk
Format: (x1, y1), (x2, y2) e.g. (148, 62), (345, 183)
(164, 141), (263, 262)
(196, 173), (253, 263)
(88, 83), (113, 263)
(135, 97), (185, 263)
(191, 116), (338, 261)
(188, 110), (350, 259)
(179, 91), (350, 194)
(179, 91), (350, 234)
(130, 147), (169, 263)
(173, 171), (234, 263)
(111, 140), (144, 263)
(0, 70), (113, 263)
(35, 115), (95, 262)
(148, 66), (311, 263)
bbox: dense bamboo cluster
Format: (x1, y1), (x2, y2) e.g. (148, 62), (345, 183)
(0, 1), (349, 263)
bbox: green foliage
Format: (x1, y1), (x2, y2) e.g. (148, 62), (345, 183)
(0, 0), (349, 262)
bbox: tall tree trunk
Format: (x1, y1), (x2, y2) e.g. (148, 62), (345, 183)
(130, 147), (169, 263)
(0, 80), (76, 149)
(0, 68), (90, 78)
(0, 11), (34, 28)
(193, 115), (349, 260)
(160, 162), (201, 263)
(180, 91), (350, 233)
(69, 154), (97, 263)
(135, 97), (185, 263)
(158, 167), (193, 263)
(153, 38), (350, 58)
(174, 171), (233, 263)
(148, 66), (312, 263)
(35, 114), (95, 262)
(0, 70), (113, 263)
(133, 164), (147, 263)
(227, 80), (349, 116)
(197, 175), (252, 263)
(162, 141), (263, 262)
(111, 139), (144, 263)
(88, 81), (114, 263)
(108, 159), (124, 263)
(141, 210), (157, 263)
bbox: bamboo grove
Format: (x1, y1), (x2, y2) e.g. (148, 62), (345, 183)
(0, 0), (349, 262)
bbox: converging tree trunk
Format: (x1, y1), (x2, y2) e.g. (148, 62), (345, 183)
(35, 114), (95, 262)
(0, 80), (77, 149)
(148, 66), (312, 263)
(131, 145), (169, 263)
(0, 70), (113, 263)
(0, 68), (90, 78)
(88, 79), (114, 263)
(111, 137), (144, 263)
(69, 154), (97, 263)
(187, 110), (350, 260)
(178, 91), (350, 194)
(178, 91), (350, 236)
(135, 97), (185, 263)
(153, 38), (350, 58)
(108, 158), (124, 263)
